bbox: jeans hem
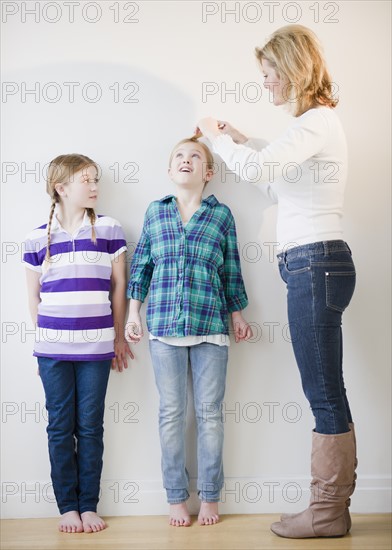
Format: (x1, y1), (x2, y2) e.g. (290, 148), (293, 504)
(167, 498), (189, 504)
(79, 507), (98, 514)
(198, 489), (222, 502)
(58, 505), (80, 515)
(166, 488), (190, 504)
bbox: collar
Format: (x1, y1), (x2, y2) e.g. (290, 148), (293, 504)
(159, 194), (220, 207)
(50, 204), (92, 233)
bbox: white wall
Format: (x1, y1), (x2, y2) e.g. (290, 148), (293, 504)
(1, 0), (391, 518)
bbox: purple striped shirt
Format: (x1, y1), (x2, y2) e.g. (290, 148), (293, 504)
(24, 211), (127, 361)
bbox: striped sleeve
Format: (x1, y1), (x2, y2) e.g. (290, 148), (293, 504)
(23, 225), (47, 273)
(97, 216), (127, 260)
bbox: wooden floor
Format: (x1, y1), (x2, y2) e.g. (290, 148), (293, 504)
(1, 514), (391, 550)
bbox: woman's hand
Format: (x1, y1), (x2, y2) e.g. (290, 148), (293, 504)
(216, 120), (248, 144)
(231, 311), (253, 343)
(112, 338), (134, 372)
(196, 118), (248, 144)
(196, 117), (222, 140)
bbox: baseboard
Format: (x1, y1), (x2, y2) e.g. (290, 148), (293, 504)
(1, 476), (391, 518)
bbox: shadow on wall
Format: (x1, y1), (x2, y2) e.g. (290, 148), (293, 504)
(2, 60), (197, 501)
(4, 60), (276, 252)
(3, 60), (280, 514)
(3, 62), (197, 237)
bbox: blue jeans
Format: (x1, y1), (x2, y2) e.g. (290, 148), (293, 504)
(277, 240), (356, 435)
(37, 358), (111, 514)
(149, 340), (228, 503)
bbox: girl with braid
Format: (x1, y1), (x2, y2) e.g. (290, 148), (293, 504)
(24, 154), (133, 533)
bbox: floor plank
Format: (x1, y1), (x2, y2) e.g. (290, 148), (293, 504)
(1, 514), (391, 550)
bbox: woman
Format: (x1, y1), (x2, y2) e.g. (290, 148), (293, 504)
(197, 24), (357, 539)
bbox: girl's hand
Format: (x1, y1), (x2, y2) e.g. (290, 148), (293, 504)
(195, 118), (248, 144)
(125, 313), (144, 343)
(112, 339), (134, 372)
(231, 311), (253, 343)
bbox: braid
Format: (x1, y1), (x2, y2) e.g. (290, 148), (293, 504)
(45, 201), (57, 263)
(86, 208), (97, 244)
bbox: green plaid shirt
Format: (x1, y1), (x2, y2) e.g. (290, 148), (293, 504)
(127, 194), (248, 336)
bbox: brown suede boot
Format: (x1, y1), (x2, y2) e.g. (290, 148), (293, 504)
(344, 423), (357, 531)
(271, 429), (356, 538)
(279, 423), (357, 533)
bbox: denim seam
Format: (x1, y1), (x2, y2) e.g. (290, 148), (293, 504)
(310, 261), (336, 434)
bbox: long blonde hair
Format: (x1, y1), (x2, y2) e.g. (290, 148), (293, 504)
(45, 154), (98, 264)
(255, 25), (338, 117)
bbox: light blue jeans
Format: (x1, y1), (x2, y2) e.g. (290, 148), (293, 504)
(149, 340), (228, 504)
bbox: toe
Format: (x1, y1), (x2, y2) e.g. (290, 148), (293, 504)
(270, 521), (284, 536)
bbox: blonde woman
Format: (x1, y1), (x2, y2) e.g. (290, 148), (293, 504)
(197, 25), (357, 539)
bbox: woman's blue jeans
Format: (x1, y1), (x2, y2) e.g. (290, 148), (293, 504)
(37, 358), (111, 514)
(149, 340), (228, 504)
(277, 240), (356, 435)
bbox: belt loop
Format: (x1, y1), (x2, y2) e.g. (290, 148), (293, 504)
(323, 241), (329, 256)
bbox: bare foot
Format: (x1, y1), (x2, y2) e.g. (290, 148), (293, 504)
(198, 501), (219, 525)
(169, 503), (191, 527)
(58, 511), (83, 533)
(80, 511), (107, 533)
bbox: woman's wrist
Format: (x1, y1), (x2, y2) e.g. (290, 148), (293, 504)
(235, 133), (248, 144)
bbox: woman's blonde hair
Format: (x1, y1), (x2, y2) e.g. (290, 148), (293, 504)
(255, 25), (338, 117)
(45, 154), (98, 264)
(169, 137), (215, 185)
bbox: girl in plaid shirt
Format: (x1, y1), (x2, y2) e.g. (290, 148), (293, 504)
(126, 138), (252, 527)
